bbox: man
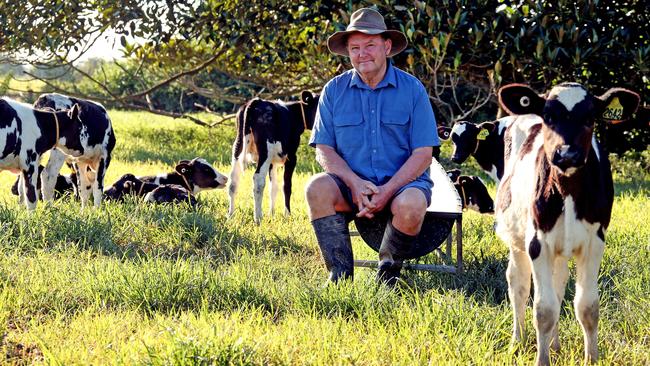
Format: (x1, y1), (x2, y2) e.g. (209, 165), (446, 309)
(305, 8), (440, 285)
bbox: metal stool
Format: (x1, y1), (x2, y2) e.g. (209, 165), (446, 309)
(352, 159), (464, 273)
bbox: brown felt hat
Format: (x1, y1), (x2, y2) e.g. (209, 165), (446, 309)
(327, 8), (407, 57)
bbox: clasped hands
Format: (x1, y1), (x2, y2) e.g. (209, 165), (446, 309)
(352, 179), (392, 219)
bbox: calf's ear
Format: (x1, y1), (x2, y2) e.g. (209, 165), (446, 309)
(67, 103), (81, 120)
(477, 121), (497, 140)
(437, 125), (451, 140)
(498, 84), (545, 116)
(446, 169), (461, 182)
(458, 176), (471, 185)
(175, 161), (192, 175)
(599, 88), (640, 123)
(301, 90), (314, 104)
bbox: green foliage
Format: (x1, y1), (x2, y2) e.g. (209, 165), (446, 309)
(0, 1), (647, 150)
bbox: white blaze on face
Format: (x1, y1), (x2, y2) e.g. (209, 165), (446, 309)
(549, 85), (587, 112)
(451, 122), (467, 138)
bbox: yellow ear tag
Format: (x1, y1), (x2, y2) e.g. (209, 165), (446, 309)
(602, 97), (624, 122)
(476, 128), (490, 140)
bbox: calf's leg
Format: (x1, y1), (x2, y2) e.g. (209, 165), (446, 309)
(551, 256), (570, 352)
(269, 163), (280, 215)
(76, 162), (93, 208)
(252, 144), (270, 225)
(530, 235), (559, 366)
(228, 156), (243, 218)
(22, 163), (40, 210)
(41, 149), (66, 201)
(507, 244), (532, 346)
(93, 157), (108, 207)
(282, 156), (296, 216)
(575, 238), (604, 365)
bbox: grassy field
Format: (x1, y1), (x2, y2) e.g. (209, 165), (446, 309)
(0, 110), (648, 365)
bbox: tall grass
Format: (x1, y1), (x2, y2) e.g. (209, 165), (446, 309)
(0, 110), (647, 364)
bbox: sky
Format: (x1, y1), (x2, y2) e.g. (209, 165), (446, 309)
(77, 30), (126, 62)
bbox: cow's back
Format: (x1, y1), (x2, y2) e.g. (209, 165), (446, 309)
(34, 93), (115, 151)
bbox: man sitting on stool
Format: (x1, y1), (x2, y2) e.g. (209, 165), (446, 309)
(305, 8), (440, 285)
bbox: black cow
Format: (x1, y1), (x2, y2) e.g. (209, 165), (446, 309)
(495, 82), (639, 366)
(33, 93), (116, 208)
(11, 164), (77, 200)
(103, 174), (158, 201)
(0, 97), (87, 209)
(446, 169), (494, 214)
(144, 184), (197, 207)
(138, 158), (227, 195)
(228, 91), (319, 224)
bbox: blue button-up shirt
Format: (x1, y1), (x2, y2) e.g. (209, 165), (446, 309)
(309, 62), (439, 191)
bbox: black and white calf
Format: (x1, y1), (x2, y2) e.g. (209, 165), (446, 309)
(144, 184), (197, 207)
(228, 91), (319, 224)
(446, 169), (494, 214)
(138, 158), (227, 194)
(0, 97), (90, 209)
(11, 164), (77, 200)
(103, 174), (158, 201)
(33, 93), (116, 207)
(440, 115), (541, 184)
(495, 82), (639, 366)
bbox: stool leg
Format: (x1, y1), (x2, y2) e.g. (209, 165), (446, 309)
(456, 217), (463, 273)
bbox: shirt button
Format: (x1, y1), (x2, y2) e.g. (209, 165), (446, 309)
(373, 149), (376, 153)
(371, 129), (375, 133)
(371, 110), (375, 113)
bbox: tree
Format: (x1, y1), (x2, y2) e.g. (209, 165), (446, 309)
(1, 0), (647, 152)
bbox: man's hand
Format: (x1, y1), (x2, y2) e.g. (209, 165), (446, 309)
(350, 179), (379, 218)
(356, 184), (395, 218)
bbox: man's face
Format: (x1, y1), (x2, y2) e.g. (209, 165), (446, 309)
(346, 33), (391, 78)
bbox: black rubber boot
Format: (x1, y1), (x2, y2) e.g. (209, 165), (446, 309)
(311, 213), (354, 282)
(377, 221), (416, 286)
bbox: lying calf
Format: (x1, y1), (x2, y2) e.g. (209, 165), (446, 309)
(11, 165), (77, 200)
(447, 169), (494, 214)
(144, 184), (197, 206)
(103, 174), (157, 201)
(139, 158), (227, 194)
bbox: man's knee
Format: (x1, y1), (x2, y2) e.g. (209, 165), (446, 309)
(391, 188), (427, 223)
(305, 173), (338, 205)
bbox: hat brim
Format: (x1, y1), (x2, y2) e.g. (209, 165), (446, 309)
(327, 29), (407, 57)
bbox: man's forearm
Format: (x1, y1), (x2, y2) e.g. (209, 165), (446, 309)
(315, 145), (362, 187)
(383, 147), (433, 194)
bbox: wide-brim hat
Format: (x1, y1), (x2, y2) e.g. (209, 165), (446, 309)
(327, 8), (407, 57)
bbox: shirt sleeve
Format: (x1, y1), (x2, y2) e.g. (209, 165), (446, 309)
(410, 82), (440, 149)
(309, 82), (337, 149)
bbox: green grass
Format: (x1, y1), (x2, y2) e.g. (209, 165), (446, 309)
(0, 110), (648, 365)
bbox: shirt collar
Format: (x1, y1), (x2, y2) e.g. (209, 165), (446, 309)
(349, 60), (397, 90)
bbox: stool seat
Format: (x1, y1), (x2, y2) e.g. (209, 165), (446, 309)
(354, 211), (455, 260)
(353, 158), (465, 272)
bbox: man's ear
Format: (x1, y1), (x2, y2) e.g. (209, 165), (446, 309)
(498, 84), (545, 116)
(384, 37), (392, 56)
(175, 160), (191, 175)
(599, 88), (640, 123)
